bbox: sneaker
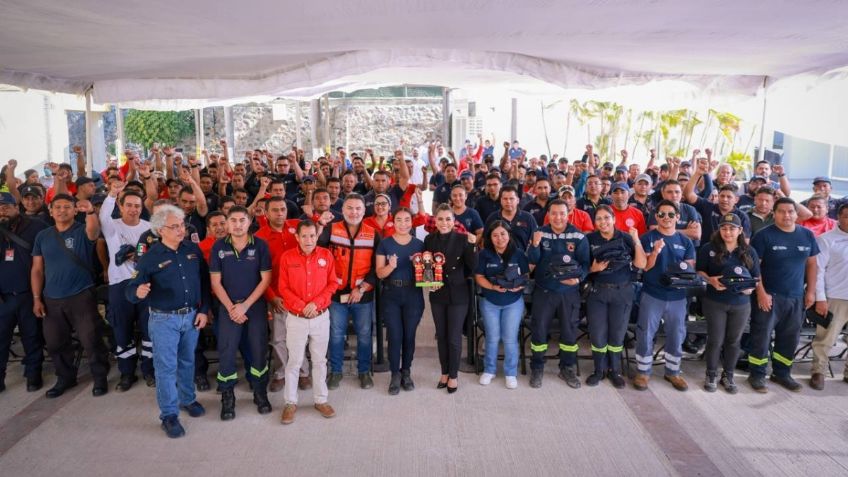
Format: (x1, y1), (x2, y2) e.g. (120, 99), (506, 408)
(770, 374), (802, 392)
(314, 403), (336, 419)
(720, 371), (738, 394)
(505, 376), (518, 389)
(160, 415), (185, 438)
(358, 373), (374, 389)
(748, 375), (768, 393)
(632, 373), (650, 391)
(479, 373), (495, 386)
(326, 372), (343, 390)
(664, 374), (688, 392)
(704, 373), (717, 393)
(180, 401), (206, 418)
(609, 373), (626, 389)
(281, 404), (297, 425)
(585, 372), (604, 387)
(558, 366), (581, 389)
(529, 369), (543, 388)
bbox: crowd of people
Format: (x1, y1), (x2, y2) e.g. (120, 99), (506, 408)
(1, 135), (847, 439)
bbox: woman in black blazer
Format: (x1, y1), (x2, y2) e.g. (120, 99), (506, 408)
(424, 204), (477, 393)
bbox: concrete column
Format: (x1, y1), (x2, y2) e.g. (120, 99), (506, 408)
(84, 91), (107, 174)
(196, 108), (205, 157)
(309, 99), (321, 159)
(510, 97), (518, 142)
(223, 106), (235, 159)
(442, 88), (450, 143)
(114, 107), (124, 156)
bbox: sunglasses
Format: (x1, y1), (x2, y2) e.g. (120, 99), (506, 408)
(656, 211), (677, 219)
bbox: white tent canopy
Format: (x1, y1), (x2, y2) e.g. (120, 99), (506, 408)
(2, 0), (847, 107)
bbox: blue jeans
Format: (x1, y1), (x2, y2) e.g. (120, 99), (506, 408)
(480, 297), (524, 377)
(329, 301), (373, 374)
(381, 286), (424, 373)
(148, 310), (199, 420)
(635, 293), (687, 376)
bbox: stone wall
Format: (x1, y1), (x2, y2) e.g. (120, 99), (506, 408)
(68, 98), (444, 160)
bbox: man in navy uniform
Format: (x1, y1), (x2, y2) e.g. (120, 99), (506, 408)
(126, 204), (210, 438)
(31, 193), (111, 398)
(748, 197), (819, 392)
(0, 192), (48, 392)
(209, 206), (272, 420)
(526, 199), (590, 389)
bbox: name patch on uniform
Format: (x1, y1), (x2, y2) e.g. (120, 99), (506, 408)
(218, 250), (235, 259)
(158, 260), (172, 269)
(772, 246), (787, 251)
(186, 254), (197, 260)
(797, 246), (811, 252)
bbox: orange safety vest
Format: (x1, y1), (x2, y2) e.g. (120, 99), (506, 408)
(327, 221), (377, 291)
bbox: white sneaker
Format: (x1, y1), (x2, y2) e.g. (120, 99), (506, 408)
(505, 376), (518, 389)
(479, 373), (495, 385)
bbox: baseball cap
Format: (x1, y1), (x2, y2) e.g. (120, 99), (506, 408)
(75, 176), (95, 187)
(615, 166), (628, 174)
(460, 170), (473, 179)
(718, 213), (742, 228)
(749, 175), (767, 183)
(91, 193), (107, 206)
(0, 192), (17, 205)
(813, 176), (831, 185)
(21, 185), (43, 197)
(602, 162), (615, 170)
(635, 173), (652, 184)
(558, 185), (575, 196)
(610, 182), (630, 194)
(301, 175), (316, 183)
(680, 160), (692, 168)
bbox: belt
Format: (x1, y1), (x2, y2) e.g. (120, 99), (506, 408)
(383, 280), (414, 288)
(592, 282), (630, 289)
(287, 309), (327, 319)
(0, 290), (30, 296)
(150, 306), (195, 315)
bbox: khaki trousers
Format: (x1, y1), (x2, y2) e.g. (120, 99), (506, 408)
(271, 311), (309, 380)
(811, 298), (848, 375)
(284, 311), (329, 405)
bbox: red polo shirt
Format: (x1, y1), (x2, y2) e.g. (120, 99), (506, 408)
(277, 246), (338, 316)
(255, 218), (301, 301)
(543, 208), (594, 233)
(613, 205), (647, 236)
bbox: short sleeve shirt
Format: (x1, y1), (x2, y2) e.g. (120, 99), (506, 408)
(32, 222), (96, 299)
(751, 225), (819, 298)
(208, 235), (272, 302)
(375, 236), (424, 282)
(640, 229), (695, 301)
(475, 248), (529, 306)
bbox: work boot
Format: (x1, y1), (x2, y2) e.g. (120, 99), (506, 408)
(770, 374), (802, 392)
(632, 373), (650, 391)
(298, 376), (312, 390)
(281, 404), (297, 425)
(810, 373), (825, 391)
(143, 374), (156, 388)
(704, 372), (717, 393)
(220, 389), (236, 421)
(388, 372), (401, 395)
(269, 377), (285, 393)
(194, 374), (210, 392)
(558, 366), (581, 389)
(92, 377), (109, 397)
(254, 390), (272, 414)
(529, 369), (543, 388)
(358, 373), (374, 389)
(326, 372), (342, 390)
(116, 373), (138, 392)
(160, 415), (185, 439)
(720, 371), (738, 394)
(585, 371), (604, 387)
(400, 370), (414, 391)
(609, 372), (626, 389)
(748, 375), (768, 393)
(26, 374), (43, 392)
(664, 374), (688, 392)
(45, 378), (78, 398)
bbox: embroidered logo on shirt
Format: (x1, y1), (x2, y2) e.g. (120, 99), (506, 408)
(64, 237), (74, 249)
(288, 227), (296, 234)
(563, 255), (572, 263)
(318, 258), (327, 267)
(734, 266), (743, 274)
(247, 249), (255, 257)
(680, 262), (689, 270)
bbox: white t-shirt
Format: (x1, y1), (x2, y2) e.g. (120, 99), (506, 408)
(99, 195), (151, 284)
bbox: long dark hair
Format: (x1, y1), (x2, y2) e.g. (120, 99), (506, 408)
(709, 227), (754, 269)
(484, 220), (516, 263)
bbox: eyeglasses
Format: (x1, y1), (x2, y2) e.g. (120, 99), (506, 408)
(374, 202), (390, 207)
(161, 223), (186, 231)
(656, 212), (677, 219)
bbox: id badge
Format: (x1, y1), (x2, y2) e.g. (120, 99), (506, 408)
(339, 294), (350, 304)
(5, 249), (14, 261)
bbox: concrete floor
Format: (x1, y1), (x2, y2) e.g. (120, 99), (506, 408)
(2, 312), (848, 477)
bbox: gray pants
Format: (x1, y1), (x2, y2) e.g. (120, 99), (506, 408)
(702, 297), (750, 374)
(271, 311), (309, 380)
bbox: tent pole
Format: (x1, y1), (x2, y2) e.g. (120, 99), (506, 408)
(84, 89), (94, 177)
(295, 101), (303, 151)
(756, 76), (769, 162)
(309, 99), (320, 160)
(197, 108), (205, 157)
(223, 106), (234, 159)
(510, 98), (518, 142)
(323, 94), (331, 156)
(441, 88), (450, 145)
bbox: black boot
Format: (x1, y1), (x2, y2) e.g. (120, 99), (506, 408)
(400, 369), (414, 391)
(388, 372), (401, 395)
(26, 373), (43, 392)
(220, 389), (236, 421)
(253, 376), (272, 414)
(704, 371), (717, 392)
